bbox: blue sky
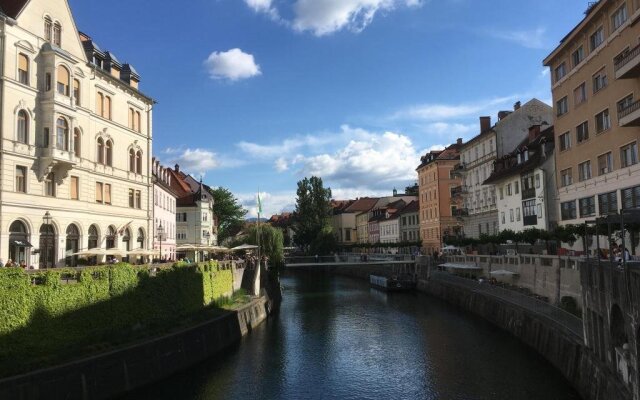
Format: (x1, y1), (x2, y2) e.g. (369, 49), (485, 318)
(68, 0), (587, 217)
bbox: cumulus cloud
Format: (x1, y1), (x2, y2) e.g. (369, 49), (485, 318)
(245, 0), (423, 36)
(204, 48), (261, 81)
(238, 191), (296, 218)
(274, 157), (289, 172)
(167, 148), (219, 177)
(392, 95), (518, 121)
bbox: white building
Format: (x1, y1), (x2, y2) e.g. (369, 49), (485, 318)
(0, 0), (153, 267)
(152, 159), (176, 261)
(485, 126), (558, 232)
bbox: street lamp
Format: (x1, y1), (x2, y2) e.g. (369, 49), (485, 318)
(42, 211), (52, 268)
(157, 223), (165, 262)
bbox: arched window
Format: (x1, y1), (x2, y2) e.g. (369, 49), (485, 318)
(65, 224), (80, 267)
(44, 16), (52, 42)
(18, 53), (29, 85)
(56, 117), (69, 151)
(129, 149), (135, 172)
(137, 228), (145, 249)
(53, 22), (61, 46)
(97, 137), (105, 164)
(73, 79), (80, 106)
(96, 92), (104, 116)
(105, 140), (113, 166)
(136, 151), (142, 174)
(39, 223), (56, 268)
(106, 226), (116, 249)
(17, 110), (28, 144)
(73, 128), (81, 157)
(56, 65), (70, 96)
(104, 96), (111, 120)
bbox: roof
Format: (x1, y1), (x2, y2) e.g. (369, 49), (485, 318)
(166, 168), (213, 207)
(483, 126), (554, 185)
(344, 197), (379, 213)
(416, 141), (462, 170)
(331, 199), (355, 214)
(0, 0), (28, 18)
(398, 200), (419, 214)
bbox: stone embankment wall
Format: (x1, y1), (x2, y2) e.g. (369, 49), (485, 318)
(0, 297), (269, 400)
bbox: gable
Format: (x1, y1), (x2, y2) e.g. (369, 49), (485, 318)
(0, 0), (29, 18)
(14, 0), (87, 62)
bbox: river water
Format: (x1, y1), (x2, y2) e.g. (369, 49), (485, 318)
(124, 272), (581, 400)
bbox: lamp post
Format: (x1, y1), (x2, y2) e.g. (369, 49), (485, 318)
(157, 223), (165, 262)
(42, 211), (52, 268)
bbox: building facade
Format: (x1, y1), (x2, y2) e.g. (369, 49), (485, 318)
(485, 126), (558, 232)
(152, 159), (177, 261)
(456, 99), (553, 238)
(342, 197), (377, 245)
(0, 0), (153, 267)
(331, 200), (356, 246)
(543, 0), (640, 228)
(398, 200), (420, 243)
(417, 140), (464, 254)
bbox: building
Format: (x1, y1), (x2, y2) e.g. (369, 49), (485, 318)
(152, 159), (177, 261)
(330, 199), (356, 245)
(269, 212), (294, 247)
(455, 99), (553, 238)
(0, 0), (153, 267)
(543, 0), (640, 228)
(167, 165), (216, 261)
(484, 125), (558, 232)
(398, 200), (420, 243)
(338, 197), (377, 245)
(367, 195), (418, 245)
(417, 140), (464, 254)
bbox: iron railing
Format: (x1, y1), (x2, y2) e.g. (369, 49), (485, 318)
(614, 42), (640, 71)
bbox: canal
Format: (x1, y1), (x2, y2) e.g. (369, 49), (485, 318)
(123, 272), (581, 400)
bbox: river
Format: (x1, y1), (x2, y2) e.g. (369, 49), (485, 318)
(123, 272), (581, 400)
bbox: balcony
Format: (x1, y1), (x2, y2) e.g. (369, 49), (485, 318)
(521, 187), (536, 200)
(453, 208), (469, 218)
(523, 215), (538, 226)
(615, 43), (640, 79)
(618, 99), (640, 127)
(450, 162), (466, 177)
(36, 146), (77, 181)
(450, 186), (465, 198)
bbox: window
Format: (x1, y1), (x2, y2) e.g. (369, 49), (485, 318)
(556, 96), (568, 116)
(129, 149), (135, 172)
(578, 160), (592, 182)
(595, 109), (610, 133)
(17, 110), (28, 144)
(15, 166), (26, 193)
(579, 197), (596, 217)
(105, 140), (113, 166)
(96, 182), (103, 203)
(554, 62), (567, 82)
(598, 191), (618, 215)
(70, 176), (78, 200)
(73, 128), (81, 157)
(597, 152), (613, 175)
(622, 185), (640, 209)
(97, 138), (105, 164)
(621, 142), (638, 167)
(523, 199), (536, 218)
(593, 69), (608, 93)
(516, 207), (521, 222)
(559, 131), (571, 151)
(612, 4), (627, 32)
(136, 151), (142, 174)
(45, 73), (51, 91)
(43, 128), (49, 148)
(128, 189), (134, 208)
(135, 190), (141, 209)
(561, 168), (573, 187)
(510, 209), (514, 222)
(617, 94), (634, 113)
(572, 46), (584, 67)
(53, 22), (61, 46)
(104, 96), (111, 120)
(45, 173), (55, 197)
(103, 183), (111, 205)
(576, 121), (589, 143)
(56, 65), (70, 96)
(537, 204), (543, 218)
(135, 111), (141, 132)
(499, 187), (504, 200)
(18, 53), (29, 85)
(44, 16), (52, 42)
(590, 27), (604, 51)
(56, 117), (68, 151)
(96, 92), (104, 116)
(73, 79), (80, 106)
(514, 181), (519, 195)
(561, 201), (577, 220)
(574, 83), (587, 105)
(507, 183), (512, 196)
(501, 212), (505, 224)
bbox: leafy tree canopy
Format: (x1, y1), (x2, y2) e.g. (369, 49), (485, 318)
(208, 187), (247, 243)
(293, 176), (333, 252)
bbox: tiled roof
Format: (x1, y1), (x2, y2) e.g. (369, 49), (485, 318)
(399, 200), (419, 214)
(0, 0), (28, 18)
(344, 197), (379, 213)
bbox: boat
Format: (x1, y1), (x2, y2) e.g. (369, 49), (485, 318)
(369, 274), (416, 292)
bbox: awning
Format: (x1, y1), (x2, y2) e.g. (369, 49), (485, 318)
(231, 244), (259, 251)
(490, 269), (519, 276)
(439, 262), (482, 270)
(10, 240), (33, 247)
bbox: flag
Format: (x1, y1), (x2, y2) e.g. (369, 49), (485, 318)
(257, 193), (263, 216)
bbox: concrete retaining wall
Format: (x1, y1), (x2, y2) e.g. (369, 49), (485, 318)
(0, 298), (269, 400)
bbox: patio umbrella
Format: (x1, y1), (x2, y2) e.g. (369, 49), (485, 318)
(231, 244), (259, 251)
(489, 269), (520, 276)
(71, 248), (101, 256)
(127, 248), (159, 256)
(176, 244), (199, 250)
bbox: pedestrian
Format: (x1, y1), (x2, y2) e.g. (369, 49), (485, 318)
(5, 259), (13, 268)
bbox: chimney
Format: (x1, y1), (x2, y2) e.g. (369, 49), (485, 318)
(528, 125), (541, 143)
(480, 116), (491, 132)
(498, 111), (512, 120)
(175, 164), (180, 173)
(456, 138), (463, 145)
(514, 101), (521, 111)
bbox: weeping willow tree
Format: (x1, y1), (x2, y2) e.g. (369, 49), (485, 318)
(243, 224), (285, 267)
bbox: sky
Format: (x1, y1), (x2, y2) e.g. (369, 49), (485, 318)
(68, 0), (589, 217)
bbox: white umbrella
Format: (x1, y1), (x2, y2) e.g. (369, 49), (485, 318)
(127, 248), (159, 256)
(490, 269), (519, 276)
(176, 244), (199, 250)
(231, 244), (259, 251)
(71, 248), (101, 256)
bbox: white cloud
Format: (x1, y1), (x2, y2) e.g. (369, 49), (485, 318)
(167, 148), (219, 177)
(487, 27), (547, 49)
(238, 191), (297, 218)
(274, 157), (289, 172)
(392, 95), (518, 121)
(245, 0), (423, 36)
(204, 48), (261, 81)
(423, 122), (475, 137)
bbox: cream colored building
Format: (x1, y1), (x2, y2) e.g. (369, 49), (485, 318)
(544, 0), (640, 227)
(152, 159), (176, 262)
(0, 0), (153, 267)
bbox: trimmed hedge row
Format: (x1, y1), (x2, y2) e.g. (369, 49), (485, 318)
(0, 261), (234, 377)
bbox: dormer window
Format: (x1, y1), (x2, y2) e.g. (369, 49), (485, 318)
(53, 22), (62, 46)
(44, 17), (52, 42)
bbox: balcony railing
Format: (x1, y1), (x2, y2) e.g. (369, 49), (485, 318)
(615, 42), (640, 79)
(453, 208), (469, 217)
(451, 186), (463, 197)
(522, 187), (536, 200)
(618, 99), (640, 127)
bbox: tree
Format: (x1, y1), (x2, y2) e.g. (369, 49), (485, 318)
(292, 176), (333, 252)
(209, 187), (247, 243)
(243, 224), (285, 267)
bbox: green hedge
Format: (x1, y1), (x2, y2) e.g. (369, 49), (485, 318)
(0, 261), (234, 377)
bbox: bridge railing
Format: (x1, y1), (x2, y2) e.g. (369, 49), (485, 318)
(285, 253), (416, 265)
